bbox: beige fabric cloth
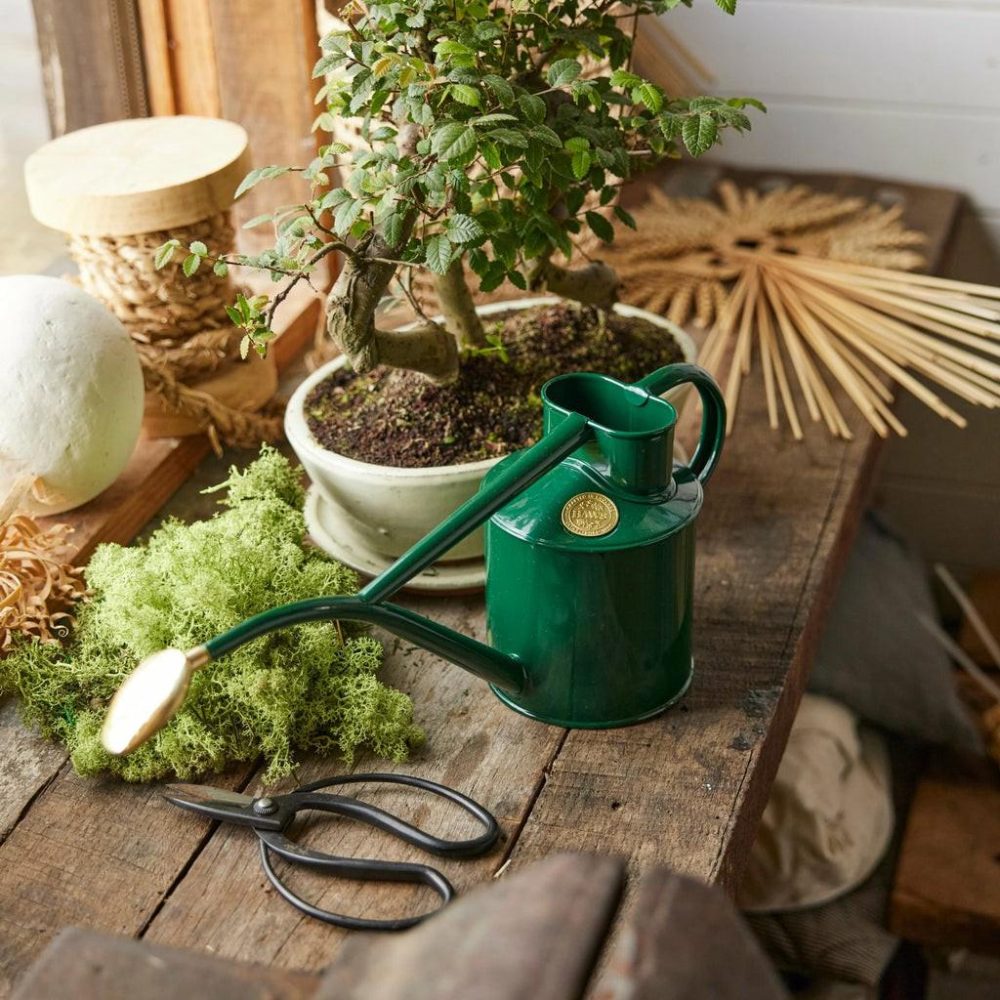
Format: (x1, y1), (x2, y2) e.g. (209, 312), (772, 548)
(738, 694), (893, 914)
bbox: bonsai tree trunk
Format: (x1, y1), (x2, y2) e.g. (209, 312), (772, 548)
(325, 231), (459, 382)
(528, 256), (620, 311)
(434, 260), (486, 347)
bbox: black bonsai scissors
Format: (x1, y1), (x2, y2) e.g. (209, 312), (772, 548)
(163, 772), (500, 931)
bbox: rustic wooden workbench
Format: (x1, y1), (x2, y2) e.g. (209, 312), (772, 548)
(0, 169), (962, 996)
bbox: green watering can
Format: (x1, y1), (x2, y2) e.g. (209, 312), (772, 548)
(101, 364), (725, 756)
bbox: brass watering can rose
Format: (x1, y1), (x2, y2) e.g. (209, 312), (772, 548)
(102, 646), (209, 755)
(102, 363), (724, 754)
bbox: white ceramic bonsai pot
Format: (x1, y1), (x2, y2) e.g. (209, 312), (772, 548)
(285, 297), (697, 581)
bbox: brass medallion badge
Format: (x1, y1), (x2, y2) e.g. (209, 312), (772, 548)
(560, 492), (619, 538)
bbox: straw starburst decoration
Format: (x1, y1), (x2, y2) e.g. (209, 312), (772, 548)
(601, 181), (1000, 440)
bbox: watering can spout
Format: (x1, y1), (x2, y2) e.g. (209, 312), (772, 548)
(101, 599), (526, 758)
(208, 597), (527, 694)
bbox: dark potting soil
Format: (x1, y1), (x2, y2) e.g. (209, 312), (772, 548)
(303, 301), (685, 468)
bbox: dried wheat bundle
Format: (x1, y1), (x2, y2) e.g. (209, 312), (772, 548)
(0, 509), (86, 652)
(601, 181), (1000, 439)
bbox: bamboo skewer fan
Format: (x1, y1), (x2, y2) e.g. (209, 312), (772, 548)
(601, 181), (1000, 440)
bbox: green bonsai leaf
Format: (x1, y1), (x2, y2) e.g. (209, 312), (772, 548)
(424, 232), (455, 274)
(547, 58), (582, 88)
(682, 111), (719, 157)
(431, 123), (478, 161)
(153, 239), (181, 270)
(447, 213), (486, 246)
(634, 82), (664, 114)
(449, 83), (482, 107)
(234, 165), (294, 199)
(586, 210), (615, 243)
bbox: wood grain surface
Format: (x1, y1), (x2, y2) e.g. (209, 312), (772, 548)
(208, 0), (324, 259)
(0, 764), (256, 996)
(24, 116), (251, 236)
(30, 0), (148, 135)
(591, 867), (787, 1000)
(12, 927), (318, 1000)
(313, 853), (624, 1000)
(0, 167), (962, 995)
(133, 0), (330, 277)
(891, 756), (1000, 955)
(137, 0), (222, 119)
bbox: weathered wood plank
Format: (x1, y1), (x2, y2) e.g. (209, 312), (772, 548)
(20, 859), (788, 1000)
(31, 0), (148, 135)
(141, 0), (223, 119)
(135, 0), (179, 117)
(891, 757), (1000, 956)
(207, 0), (324, 260)
(11, 928), (318, 1000)
(314, 853), (623, 1000)
(137, 0), (334, 284)
(141, 596), (568, 968)
(0, 764), (255, 998)
(592, 868), (787, 1000)
(0, 701), (64, 844)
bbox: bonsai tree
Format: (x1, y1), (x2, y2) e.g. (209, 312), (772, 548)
(159, 0), (760, 382)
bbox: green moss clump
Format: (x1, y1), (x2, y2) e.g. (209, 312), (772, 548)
(0, 447), (423, 783)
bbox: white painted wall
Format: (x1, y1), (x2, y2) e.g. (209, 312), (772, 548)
(665, 0), (1000, 251)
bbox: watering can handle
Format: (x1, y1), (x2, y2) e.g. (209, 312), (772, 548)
(634, 364), (726, 485)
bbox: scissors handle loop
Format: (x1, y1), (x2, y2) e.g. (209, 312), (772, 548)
(290, 772), (500, 857)
(258, 834), (454, 931)
(259, 772), (499, 931)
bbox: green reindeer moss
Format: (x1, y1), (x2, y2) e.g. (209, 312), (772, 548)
(0, 448), (423, 782)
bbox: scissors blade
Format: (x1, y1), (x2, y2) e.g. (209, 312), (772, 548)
(163, 783), (283, 829)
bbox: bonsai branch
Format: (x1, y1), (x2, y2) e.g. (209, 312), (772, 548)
(370, 322), (458, 380)
(264, 242), (343, 330)
(325, 231), (459, 382)
(527, 258), (620, 311)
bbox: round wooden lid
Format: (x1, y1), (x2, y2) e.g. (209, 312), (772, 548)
(25, 116), (251, 236)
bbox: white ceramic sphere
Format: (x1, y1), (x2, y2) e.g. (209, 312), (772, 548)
(0, 275), (144, 515)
